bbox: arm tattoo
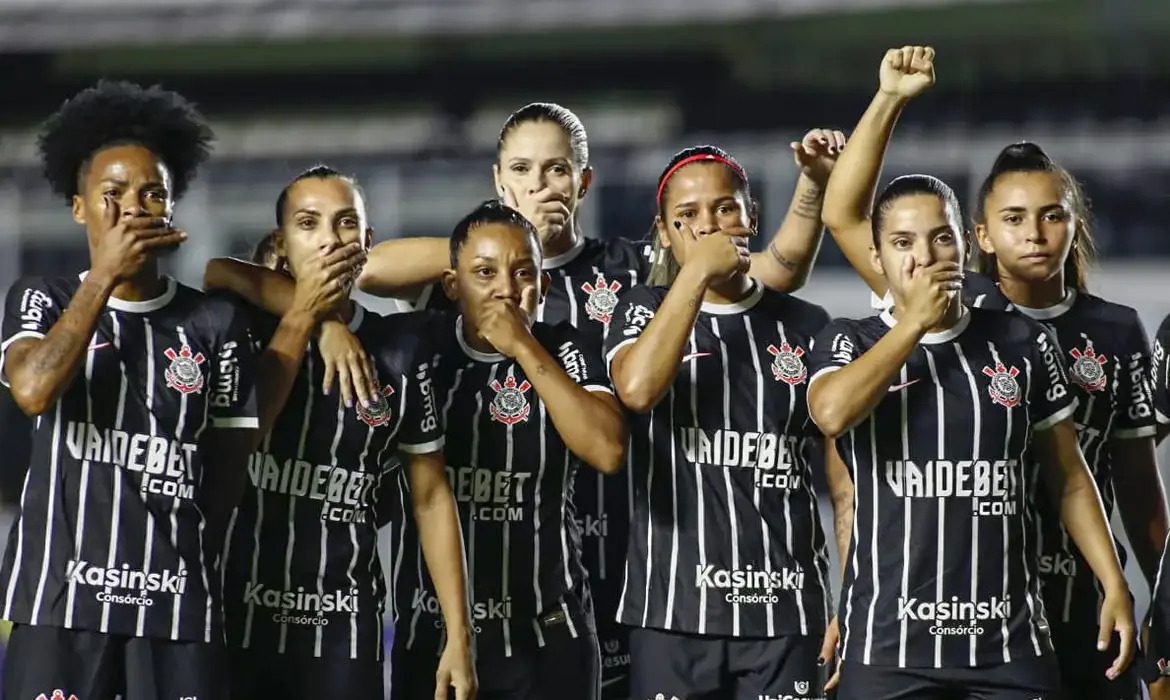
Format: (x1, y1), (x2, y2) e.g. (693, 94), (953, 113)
(30, 330), (83, 374)
(768, 242), (799, 271)
(793, 186), (825, 220)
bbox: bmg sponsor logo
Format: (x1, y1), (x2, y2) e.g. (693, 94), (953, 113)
(66, 560), (187, 607)
(18, 287), (52, 331)
(243, 583), (359, 626)
(695, 564), (806, 604)
(897, 595), (1011, 636)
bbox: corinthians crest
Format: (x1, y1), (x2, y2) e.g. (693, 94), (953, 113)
(163, 344), (205, 395)
(982, 361), (1022, 409)
(1068, 341), (1108, 393)
(581, 274), (622, 323)
(766, 343), (807, 385)
(488, 374), (532, 425)
(357, 382), (396, 427)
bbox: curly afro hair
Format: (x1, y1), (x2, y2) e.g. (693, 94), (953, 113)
(37, 80), (214, 203)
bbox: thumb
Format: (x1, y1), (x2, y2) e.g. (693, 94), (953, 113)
(1098, 612), (1112, 651)
(500, 183), (520, 211)
(520, 286), (539, 317)
(903, 255), (915, 278)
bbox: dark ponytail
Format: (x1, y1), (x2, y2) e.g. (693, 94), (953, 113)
(973, 142), (1095, 292)
(647, 145), (751, 286)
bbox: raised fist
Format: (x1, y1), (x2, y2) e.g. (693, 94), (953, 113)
(879, 45), (935, 99)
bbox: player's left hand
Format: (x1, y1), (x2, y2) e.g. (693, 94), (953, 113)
(477, 287), (539, 358)
(819, 615), (842, 690)
(435, 638), (477, 700)
(1099, 587), (1136, 680)
(791, 128), (848, 187)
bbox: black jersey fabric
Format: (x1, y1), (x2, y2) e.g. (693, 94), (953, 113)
(1153, 313), (1170, 431)
(604, 281), (833, 638)
(222, 306), (443, 662)
(0, 274), (258, 643)
(809, 306), (1078, 669)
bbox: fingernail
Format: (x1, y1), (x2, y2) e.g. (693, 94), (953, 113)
(816, 657), (825, 665)
(1098, 641), (1107, 651)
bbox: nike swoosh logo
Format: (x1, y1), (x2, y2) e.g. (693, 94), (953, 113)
(888, 378), (920, 393)
(681, 352), (711, 363)
(600, 675), (627, 689)
(88, 341), (111, 351)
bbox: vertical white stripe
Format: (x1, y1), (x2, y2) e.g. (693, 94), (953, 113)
(773, 320), (806, 635)
(64, 322), (103, 626)
(1015, 352), (1042, 657)
(313, 399), (347, 657)
(619, 399), (655, 625)
(742, 317), (775, 636)
(862, 418), (880, 664)
(27, 402), (62, 624)
(839, 430), (860, 662)
(129, 318), (155, 636)
(467, 367), (487, 626)
(527, 389), (550, 650)
(241, 431), (273, 648)
(924, 350), (946, 669)
(501, 365), (517, 657)
(687, 330), (708, 634)
(169, 326), (193, 640)
(351, 387), (382, 662)
(661, 348), (682, 630)
(896, 364), (912, 668)
(954, 346), (983, 665)
(278, 353), (315, 653)
(710, 319), (743, 636)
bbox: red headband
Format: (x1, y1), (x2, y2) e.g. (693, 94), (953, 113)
(655, 153), (746, 207)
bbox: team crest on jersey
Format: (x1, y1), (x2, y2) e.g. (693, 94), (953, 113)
(356, 382), (396, 427)
(36, 692), (79, 700)
(163, 344), (205, 395)
(488, 374), (532, 425)
(982, 362), (1022, 409)
(766, 343), (807, 385)
(581, 274), (622, 323)
(1067, 341), (1108, 393)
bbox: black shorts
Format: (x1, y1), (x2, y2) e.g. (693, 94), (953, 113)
(836, 654), (1065, 700)
(228, 646), (385, 700)
(597, 618), (631, 700)
(2, 623), (228, 700)
(1048, 616), (1142, 700)
(392, 595), (600, 700)
(628, 626), (822, 700)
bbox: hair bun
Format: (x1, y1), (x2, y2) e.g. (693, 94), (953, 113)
(992, 142), (1052, 174)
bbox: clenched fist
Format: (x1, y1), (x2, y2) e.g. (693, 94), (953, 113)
(879, 45), (935, 99)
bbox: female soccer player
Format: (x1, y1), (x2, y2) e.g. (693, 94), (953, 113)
(207, 198), (627, 700)
(351, 102), (843, 699)
(807, 171), (1136, 699)
(825, 45), (1165, 700)
(204, 167), (475, 700)
(605, 145), (833, 699)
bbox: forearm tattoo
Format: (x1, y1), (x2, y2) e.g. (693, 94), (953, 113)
(793, 186), (825, 220)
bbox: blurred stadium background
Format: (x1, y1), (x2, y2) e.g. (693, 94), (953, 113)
(1, 0), (1169, 693)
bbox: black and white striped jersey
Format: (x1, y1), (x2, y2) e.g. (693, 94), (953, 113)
(222, 306), (442, 661)
(869, 271), (1011, 312)
(394, 312), (610, 658)
(1010, 290), (1157, 626)
(0, 274), (258, 643)
(1146, 530), (1170, 680)
(809, 307), (1078, 668)
(603, 282), (832, 638)
(413, 235), (651, 633)
(1153, 313), (1170, 431)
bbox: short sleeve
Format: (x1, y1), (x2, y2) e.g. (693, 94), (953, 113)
(603, 285), (661, 373)
(397, 339), (445, 456)
(207, 299), (260, 430)
(1, 277), (58, 387)
(552, 323), (612, 395)
(1110, 317), (1158, 439)
(1153, 314), (1170, 427)
(1027, 327), (1079, 431)
(807, 319), (864, 391)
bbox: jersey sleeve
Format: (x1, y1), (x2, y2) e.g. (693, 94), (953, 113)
(1027, 326), (1079, 431)
(1110, 316), (1158, 439)
(207, 297), (260, 430)
(1, 277), (59, 387)
(396, 339), (444, 456)
(1153, 314), (1170, 427)
(807, 319), (864, 390)
(603, 284), (661, 374)
(552, 323), (612, 395)
(412, 283), (456, 314)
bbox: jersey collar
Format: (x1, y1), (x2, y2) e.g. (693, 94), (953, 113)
(700, 280), (764, 315)
(347, 303), (366, 332)
(542, 234), (586, 270)
(78, 271), (177, 314)
(454, 315), (505, 363)
(1011, 288), (1077, 321)
(880, 305), (971, 345)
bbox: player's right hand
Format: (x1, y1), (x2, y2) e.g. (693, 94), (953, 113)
(502, 184), (571, 242)
(435, 637), (477, 700)
(90, 197), (187, 283)
(677, 222), (752, 283)
(878, 45), (936, 99)
(819, 615), (842, 690)
(318, 321), (376, 409)
(900, 259), (962, 333)
(290, 242), (366, 321)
